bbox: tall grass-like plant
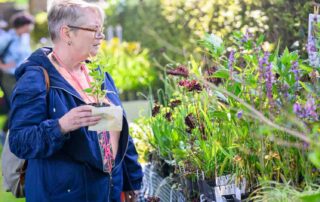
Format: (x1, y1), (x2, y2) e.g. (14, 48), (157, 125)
(249, 182), (320, 202)
(133, 30), (319, 198)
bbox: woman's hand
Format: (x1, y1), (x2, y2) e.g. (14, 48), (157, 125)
(58, 105), (101, 134)
(124, 191), (140, 202)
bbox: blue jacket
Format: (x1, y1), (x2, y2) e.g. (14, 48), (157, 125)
(9, 47), (143, 202)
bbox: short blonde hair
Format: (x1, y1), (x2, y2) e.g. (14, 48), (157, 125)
(47, 0), (105, 42)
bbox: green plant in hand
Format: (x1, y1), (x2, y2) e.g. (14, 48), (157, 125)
(83, 57), (110, 106)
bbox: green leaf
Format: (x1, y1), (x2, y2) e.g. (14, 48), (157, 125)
(299, 81), (314, 93)
(214, 91), (229, 104)
(299, 192), (320, 202)
(212, 69), (230, 79)
(212, 111), (228, 119)
(308, 151), (320, 168)
(257, 35), (265, 45)
(280, 48), (291, 65)
(299, 64), (314, 73)
(83, 88), (93, 93)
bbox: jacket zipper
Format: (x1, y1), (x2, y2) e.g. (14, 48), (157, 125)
(107, 117), (130, 201)
(52, 85), (130, 201)
(108, 174), (112, 201)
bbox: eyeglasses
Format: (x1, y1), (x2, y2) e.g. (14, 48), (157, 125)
(67, 25), (104, 38)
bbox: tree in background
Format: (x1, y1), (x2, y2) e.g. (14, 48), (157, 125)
(105, 0), (311, 64)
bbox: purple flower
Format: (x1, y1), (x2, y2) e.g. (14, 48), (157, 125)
(241, 30), (253, 43)
(258, 52), (275, 108)
(293, 97), (318, 120)
(237, 111), (243, 119)
(265, 62), (274, 107)
(290, 61), (299, 91)
(305, 96), (318, 120)
(307, 40), (317, 52)
(258, 52), (270, 83)
(293, 103), (302, 114)
(228, 50), (235, 79)
(282, 83), (289, 99)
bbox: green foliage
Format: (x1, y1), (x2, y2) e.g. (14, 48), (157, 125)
(30, 12), (49, 45)
(250, 182), (320, 202)
(104, 0), (195, 64)
(134, 30), (320, 195)
(94, 39), (155, 93)
(105, 0), (311, 67)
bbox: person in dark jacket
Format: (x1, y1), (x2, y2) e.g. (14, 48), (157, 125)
(8, 0), (143, 201)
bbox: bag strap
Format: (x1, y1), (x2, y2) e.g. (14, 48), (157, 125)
(39, 67), (50, 92)
(0, 38), (14, 62)
(17, 67), (50, 188)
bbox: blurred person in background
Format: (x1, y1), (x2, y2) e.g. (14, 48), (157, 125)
(0, 11), (34, 140)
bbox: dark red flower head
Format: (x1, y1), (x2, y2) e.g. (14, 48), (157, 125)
(185, 113), (196, 130)
(179, 79), (202, 92)
(152, 104), (160, 117)
(169, 99), (182, 108)
(165, 112), (172, 121)
(167, 65), (189, 77)
(205, 66), (222, 85)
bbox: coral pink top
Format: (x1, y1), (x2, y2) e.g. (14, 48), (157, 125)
(57, 63), (96, 103)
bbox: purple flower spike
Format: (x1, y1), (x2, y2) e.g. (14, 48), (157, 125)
(293, 103), (302, 114)
(293, 97), (318, 120)
(228, 50), (235, 79)
(305, 96), (318, 120)
(290, 61), (299, 91)
(265, 62), (274, 107)
(241, 30), (253, 43)
(282, 83), (289, 99)
(258, 52), (270, 83)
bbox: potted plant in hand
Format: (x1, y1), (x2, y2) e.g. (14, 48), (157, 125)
(84, 59), (123, 132)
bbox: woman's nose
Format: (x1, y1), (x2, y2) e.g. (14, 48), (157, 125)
(96, 32), (105, 39)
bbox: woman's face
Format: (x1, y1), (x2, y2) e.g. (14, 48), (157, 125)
(69, 9), (104, 60)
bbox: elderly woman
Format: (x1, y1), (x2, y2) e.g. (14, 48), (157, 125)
(8, 0), (143, 201)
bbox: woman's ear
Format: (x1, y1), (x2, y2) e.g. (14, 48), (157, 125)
(60, 25), (72, 45)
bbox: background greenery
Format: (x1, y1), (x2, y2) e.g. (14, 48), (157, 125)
(105, 0), (311, 62)
(12, 0), (315, 98)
